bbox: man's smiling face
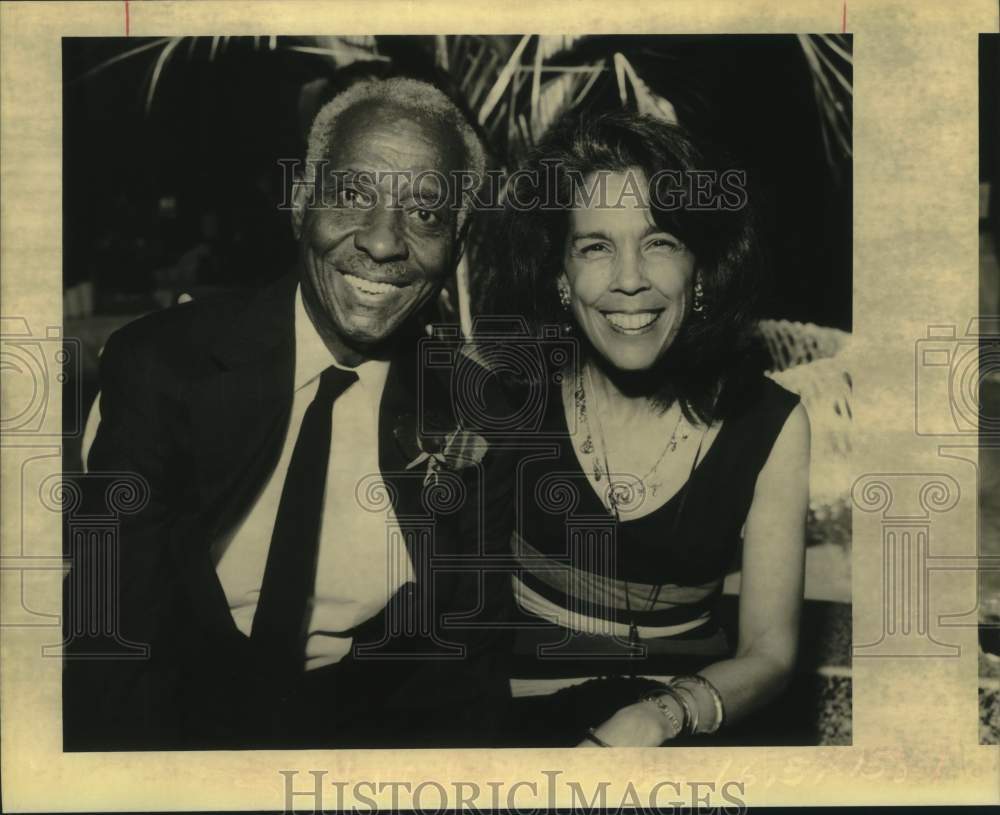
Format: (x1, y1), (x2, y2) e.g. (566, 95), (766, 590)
(293, 99), (466, 359)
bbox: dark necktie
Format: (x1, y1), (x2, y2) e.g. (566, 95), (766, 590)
(251, 364), (359, 678)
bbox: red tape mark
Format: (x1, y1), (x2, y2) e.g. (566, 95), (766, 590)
(842, 1), (847, 33)
(124, 0), (130, 36)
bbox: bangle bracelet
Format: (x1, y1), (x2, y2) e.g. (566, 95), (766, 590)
(671, 675), (725, 734)
(641, 692), (683, 738)
(642, 686), (693, 734)
(585, 727), (611, 747)
(671, 684), (701, 735)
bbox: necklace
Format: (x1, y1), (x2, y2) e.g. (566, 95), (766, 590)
(570, 361), (708, 657)
(574, 363), (689, 513)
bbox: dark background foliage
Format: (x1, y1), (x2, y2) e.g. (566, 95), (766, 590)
(63, 35), (851, 329)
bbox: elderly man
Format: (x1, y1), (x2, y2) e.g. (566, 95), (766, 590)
(64, 77), (516, 749)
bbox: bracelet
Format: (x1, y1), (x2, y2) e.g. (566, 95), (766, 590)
(670, 674), (725, 734)
(640, 691), (683, 738)
(641, 685), (694, 734)
(584, 727), (611, 747)
(670, 684), (701, 735)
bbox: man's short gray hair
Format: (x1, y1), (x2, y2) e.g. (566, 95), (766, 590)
(305, 77), (486, 224)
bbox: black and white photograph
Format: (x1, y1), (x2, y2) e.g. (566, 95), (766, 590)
(10, 1), (1000, 810)
(58, 33), (854, 752)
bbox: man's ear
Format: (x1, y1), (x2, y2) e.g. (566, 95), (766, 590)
(290, 172), (311, 240)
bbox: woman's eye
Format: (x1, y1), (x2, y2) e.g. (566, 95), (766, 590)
(648, 236), (683, 251)
(581, 242), (610, 255)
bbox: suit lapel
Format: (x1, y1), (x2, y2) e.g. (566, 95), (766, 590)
(170, 275), (298, 640)
(186, 274), (299, 546)
(377, 336), (468, 586)
(378, 341), (426, 541)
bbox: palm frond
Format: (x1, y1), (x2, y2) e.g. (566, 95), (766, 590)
(797, 34), (852, 163)
(145, 38), (183, 114)
(73, 34), (851, 178)
(477, 34), (532, 126)
(613, 52), (678, 123)
(529, 39), (545, 141)
(571, 60), (605, 107)
(435, 34), (449, 71)
(287, 37), (385, 67)
(817, 33), (852, 64)
(811, 37), (853, 96)
(537, 35), (581, 61)
(528, 62), (605, 142)
(532, 70), (579, 141)
(71, 37), (174, 83)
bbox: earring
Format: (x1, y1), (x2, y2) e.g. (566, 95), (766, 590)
(558, 284), (572, 310)
(557, 283), (574, 334)
(693, 275), (706, 317)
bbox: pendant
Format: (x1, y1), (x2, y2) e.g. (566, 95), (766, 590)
(628, 621), (640, 647)
(609, 481), (631, 511)
(633, 480), (647, 505)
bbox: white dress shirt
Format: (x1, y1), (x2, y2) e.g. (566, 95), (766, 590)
(212, 286), (415, 670)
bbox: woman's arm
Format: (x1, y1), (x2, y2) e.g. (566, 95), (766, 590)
(694, 400), (810, 722)
(579, 402), (811, 746)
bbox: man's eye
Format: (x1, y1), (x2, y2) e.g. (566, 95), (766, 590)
(338, 188), (371, 208)
(410, 208), (441, 226)
(581, 242), (610, 255)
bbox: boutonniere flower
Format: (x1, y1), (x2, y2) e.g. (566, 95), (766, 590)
(394, 413), (489, 487)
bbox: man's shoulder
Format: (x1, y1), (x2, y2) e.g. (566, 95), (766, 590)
(110, 292), (247, 348)
(103, 280), (292, 375)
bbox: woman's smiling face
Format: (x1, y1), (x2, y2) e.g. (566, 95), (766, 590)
(561, 169), (697, 372)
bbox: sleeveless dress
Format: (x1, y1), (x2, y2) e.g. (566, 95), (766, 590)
(503, 373), (801, 745)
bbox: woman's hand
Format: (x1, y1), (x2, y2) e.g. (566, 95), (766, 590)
(575, 701), (675, 747)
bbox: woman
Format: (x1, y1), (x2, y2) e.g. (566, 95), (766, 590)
(480, 111), (810, 747)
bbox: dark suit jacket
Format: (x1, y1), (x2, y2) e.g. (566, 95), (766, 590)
(63, 274), (518, 750)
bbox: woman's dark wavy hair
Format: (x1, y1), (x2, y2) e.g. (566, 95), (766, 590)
(477, 109), (767, 425)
